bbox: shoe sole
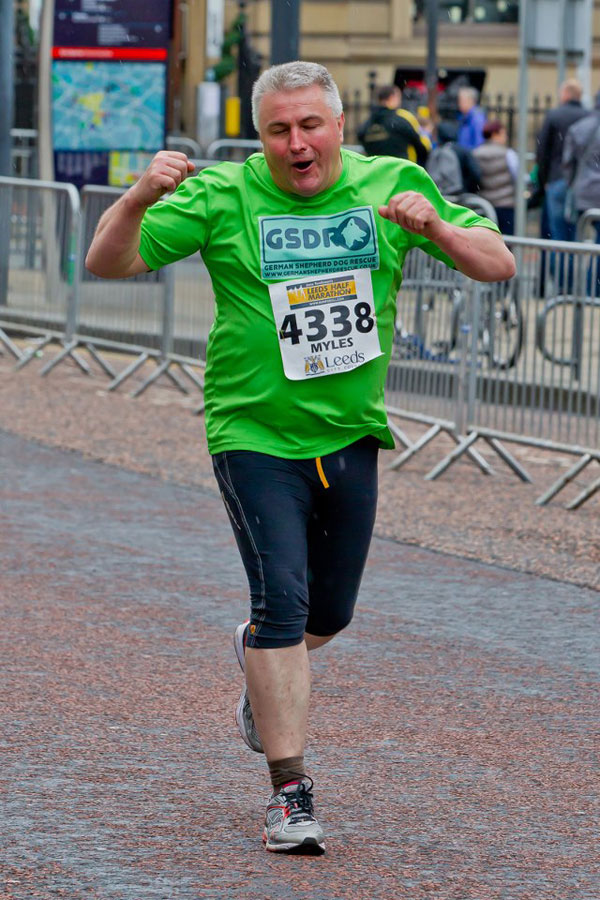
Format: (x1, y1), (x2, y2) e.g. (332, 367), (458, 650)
(234, 686), (263, 753)
(233, 621), (247, 673)
(262, 832), (325, 855)
(233, 621), (263, 753)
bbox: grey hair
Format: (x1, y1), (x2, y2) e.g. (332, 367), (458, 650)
(458, 85), (479, 104)
(251, 61), (343, 131)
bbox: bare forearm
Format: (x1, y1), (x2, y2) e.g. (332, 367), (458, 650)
(379, 191), (516, 283)
(85, 191), (149, 279)
(428, 223), (516, 282)
(85, 151), (194, 279)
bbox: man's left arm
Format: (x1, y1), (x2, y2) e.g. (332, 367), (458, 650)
(379, 191), (516, 283)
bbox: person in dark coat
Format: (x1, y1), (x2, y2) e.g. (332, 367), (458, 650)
(563, 90), (600, 294)
(536, 79), (587, 241)
(358, 85), (430, 165)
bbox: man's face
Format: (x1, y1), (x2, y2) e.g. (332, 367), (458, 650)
(258, 85), (345, 197)
(385, 88), (401, 109)
(458, 90), (474, 114)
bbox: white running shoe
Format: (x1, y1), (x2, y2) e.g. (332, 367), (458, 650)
(263, 777), (325, 854)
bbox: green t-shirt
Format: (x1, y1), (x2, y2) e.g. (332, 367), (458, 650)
(139, 149), (498, 457)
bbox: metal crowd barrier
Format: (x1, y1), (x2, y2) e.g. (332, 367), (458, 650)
(0, 175), (81, 367)
(2, 174), (599, 508)
(47, 178), (218, 397)
(166, 134), (202, 158)
(9, 130), (202, 179)
(395, 235), (600, 508)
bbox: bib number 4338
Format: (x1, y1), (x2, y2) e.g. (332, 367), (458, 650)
(268, 269), (382, 381)
(279, 302), (375, 345)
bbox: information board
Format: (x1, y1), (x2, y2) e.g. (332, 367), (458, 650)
(54, 0), (171, 50)
(52, 0), (172, 187)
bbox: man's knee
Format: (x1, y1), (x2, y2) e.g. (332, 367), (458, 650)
(306, 605), (354, 639)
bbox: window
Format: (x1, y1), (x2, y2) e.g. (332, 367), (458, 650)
(413, 0), (518, 24)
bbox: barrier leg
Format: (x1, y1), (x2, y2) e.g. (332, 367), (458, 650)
(107, 353), (150, 391)
(425, 430), (480, 481)
(483, 437), (532, 483)
(131, 359), (172, 397)
(179, 363), (205, 391)
(164, 366), (190, 394)
(447, 429), (493, 475)
(386, 419), (414, 451)
(535, 454), (593, 506)
(131, 359), (190, 398)
(39, 340), (91, 376)
(566, 473), (600, 510)
(0, 328), (23, 361)
(85, 343), (117, 379)
(387, 424), (441, 471)
(15, 336), (54, 370)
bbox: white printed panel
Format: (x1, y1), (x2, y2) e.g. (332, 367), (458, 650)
(268, 269), (382, 381)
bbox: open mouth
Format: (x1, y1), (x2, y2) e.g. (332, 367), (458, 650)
(292, 160), (313, 172)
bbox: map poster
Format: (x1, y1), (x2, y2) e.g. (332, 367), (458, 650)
(51, 0), (172, 187)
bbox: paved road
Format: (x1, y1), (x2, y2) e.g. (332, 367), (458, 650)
(1, 431), (598, 900)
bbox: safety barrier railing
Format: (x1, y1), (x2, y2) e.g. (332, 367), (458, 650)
(6, 166), (221, 395)
(166, 134), (203, 158)
(2, 175), (599, 508)
(0, 175), (81, 367)
(43, 181), (217, 397)
(9, 130), (202, 180)
(422, 235), (600, 508)
(384, 193), (499, 474)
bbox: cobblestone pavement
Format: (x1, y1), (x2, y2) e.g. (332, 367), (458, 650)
(1, 351), (598, 592)
(1, 430), (598, 900)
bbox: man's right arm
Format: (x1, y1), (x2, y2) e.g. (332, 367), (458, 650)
(85, 151), (195, 279)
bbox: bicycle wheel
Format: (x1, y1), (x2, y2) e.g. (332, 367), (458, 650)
(481, 281), (524, 369)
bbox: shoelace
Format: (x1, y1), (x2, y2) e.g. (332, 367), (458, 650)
(281, 779), (316, 824)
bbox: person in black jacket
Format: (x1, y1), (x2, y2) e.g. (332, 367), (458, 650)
(536, 79), (587, 241)
(358, 85), (430, 165)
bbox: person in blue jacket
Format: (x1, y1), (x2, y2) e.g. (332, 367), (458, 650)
(457, 86), (486, 151)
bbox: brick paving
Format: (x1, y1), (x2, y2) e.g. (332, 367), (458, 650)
(1, 430), (598, 900)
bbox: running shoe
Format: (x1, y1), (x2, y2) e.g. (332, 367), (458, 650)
(233, 622), (263, 754)
(263, 777), (325, 854)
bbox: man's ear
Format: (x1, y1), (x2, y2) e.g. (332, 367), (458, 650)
(339, 111), (345, 143)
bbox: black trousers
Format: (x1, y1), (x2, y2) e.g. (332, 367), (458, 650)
(212, 436), (379, 649)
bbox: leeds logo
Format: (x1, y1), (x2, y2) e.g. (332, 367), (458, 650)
(304, 355), (325, 375)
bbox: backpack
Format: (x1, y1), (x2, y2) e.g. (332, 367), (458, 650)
(426, 143), (463, 197)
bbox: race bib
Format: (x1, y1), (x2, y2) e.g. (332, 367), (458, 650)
(268, 269), (382, 381)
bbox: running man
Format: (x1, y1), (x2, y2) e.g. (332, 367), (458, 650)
(86, 61), (515, 855)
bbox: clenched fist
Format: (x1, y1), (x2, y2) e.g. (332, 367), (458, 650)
(128, 151), (196, 209)
(379, 191), (443, 239)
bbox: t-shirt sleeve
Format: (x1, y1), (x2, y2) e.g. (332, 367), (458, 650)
(138, 173), (210, 270)
(403, 164), (500, 267)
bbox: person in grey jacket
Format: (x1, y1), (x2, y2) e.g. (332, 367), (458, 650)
(562, 89), (600, 229)
(473, 119), (518, 234)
